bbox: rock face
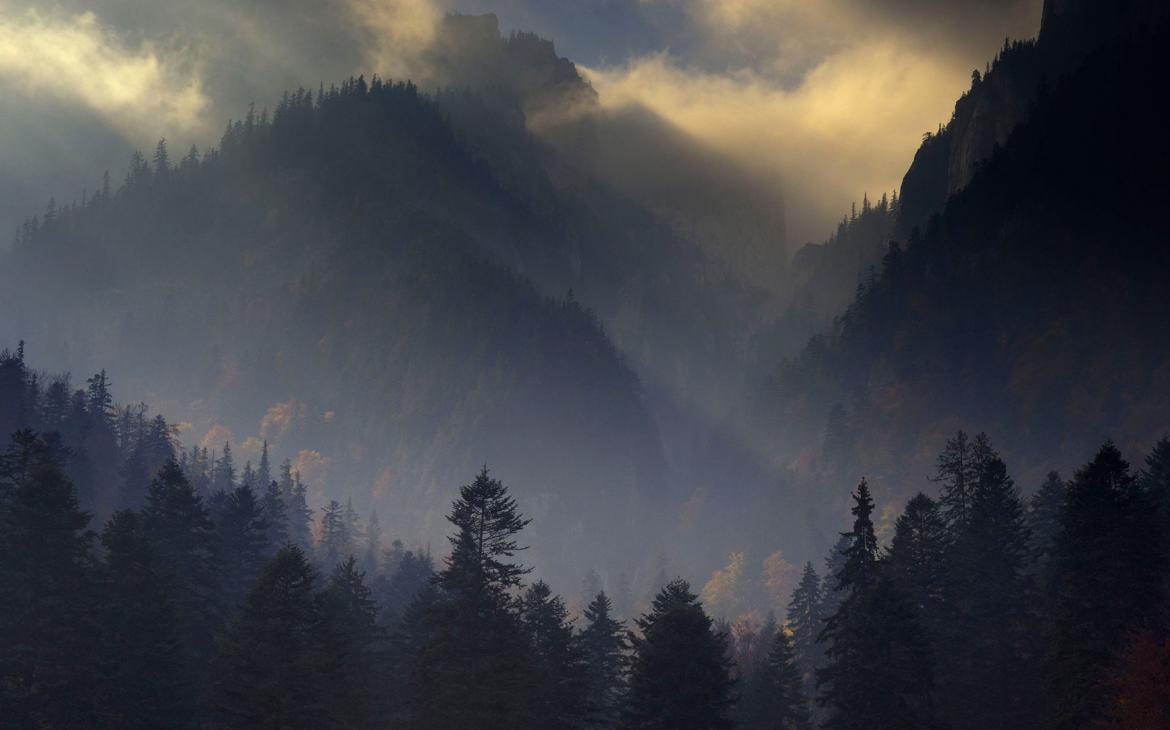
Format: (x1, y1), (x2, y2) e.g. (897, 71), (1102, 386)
(897, 0), (1167, 237)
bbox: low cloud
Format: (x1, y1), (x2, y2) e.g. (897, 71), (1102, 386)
(582, 40), (964, 245)
(0, 7), (210, 140)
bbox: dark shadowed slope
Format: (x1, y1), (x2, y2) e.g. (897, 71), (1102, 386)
(775, 0), (1170, 510)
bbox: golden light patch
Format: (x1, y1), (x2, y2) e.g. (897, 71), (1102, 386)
(293, 449), (331, 504)
(238, 436), (264, 463)
(260, 399), (304, 438)
(199, 423), (234, 451)
(580, 40), (963, 244)
(345, 0), (439, 78)
(0, 7), (211, 141)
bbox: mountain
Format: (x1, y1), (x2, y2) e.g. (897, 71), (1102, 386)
(0, 74), (675, 581)
(774, 0), (1170, 508)
(898, 0), (1168, 236)
(0, 13), (802, 586)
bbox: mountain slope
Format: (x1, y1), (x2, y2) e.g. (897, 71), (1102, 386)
(776, 1), (1170, 504)
(0, 78), (670, 581)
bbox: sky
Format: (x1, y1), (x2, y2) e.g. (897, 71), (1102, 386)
(0, 0), (1042, 247)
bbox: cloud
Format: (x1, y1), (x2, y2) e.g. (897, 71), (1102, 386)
(0, 7), (210, 141)
(579, 0), (1043, 244)
(0, 0), (1042, 247)
(348, 0), (442, 76)
(581, 41), (961, 245)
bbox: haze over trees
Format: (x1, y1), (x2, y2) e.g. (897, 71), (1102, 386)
(2, 348), (1169, 727)
(2, 0), (1170, 726)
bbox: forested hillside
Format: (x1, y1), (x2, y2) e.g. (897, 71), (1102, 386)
(0, 77), (674, 581)
(0, 14), (804, 587)
(775, 0), (1170, 509)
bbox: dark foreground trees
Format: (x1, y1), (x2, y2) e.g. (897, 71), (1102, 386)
(623, 579), (736, 729)
(2, 405), (1169, 729)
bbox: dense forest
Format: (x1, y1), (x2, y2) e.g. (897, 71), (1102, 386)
(3, 346), (1169, 728)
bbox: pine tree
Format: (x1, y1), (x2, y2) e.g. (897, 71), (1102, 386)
(240, 460), (257, 490)
(786, 562), (824, 710)
(406, 467), (535, 728)
(623, 579), (735, 730)
(217, 483), (270, 610)
(947, 454), (1033, 728)
(317, 556), (385, 727)
(817, 479), (933, 729)
(256, 440), (273, 494)
(0, 437), (97, 726)
(521, 580), (589, 728)
(752, 629), (811, 730)
(1027, 471), (1065, 573)
(580, 591), (627, 727)
(1043, 442), (1167, 728)
(211, 441), (236, 494)
(374, 547), (434, 623)
(885, 493), (947, 646)
(344, 497), (362, 552)
(285, 466), (314, 551)
(262, 479), (290, 552)
(96, 509), (184, 728)
(142, 459), (221, 707)
(215, 546), (325, 728)
(820, 534), (851, 621)
(933, 431), (984, 530)
(319, 499), (351, 567)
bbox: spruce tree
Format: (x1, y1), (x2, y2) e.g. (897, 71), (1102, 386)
(817, 479), (933, 729)
(96, 509), (184, 728)
(319, 499), (351, 567)
(215, 546), (325, 728)
(262, 479), (290, 552)
(256, 440), (272, 493)
(580, 591), (627, 727)
(375, 547), (434, 623)
(934, 431), (995, 530)
(211, 441), (236, 494)
(406, 467), (534, 728)
(736, 613), (778, 729)
(521, 580), (589, 728)
(142, 459), (221, 706)
(217, 483), (270, 610)
(623, 579), (735, 730)
(786, 561), (824, 710)
(317, 556), (385, 727)
(285, 466), (314, 551)
(819, 534), (851, 621)
(1043, 442), (1167, 728)
(950, 454), (1033, 728)
(0, 440), (97, 726)
(885, 493), (947, 647)
(1027, 471), (1065, 573)
(240, 460), (257, 490)
(755, 629), (811, 730)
